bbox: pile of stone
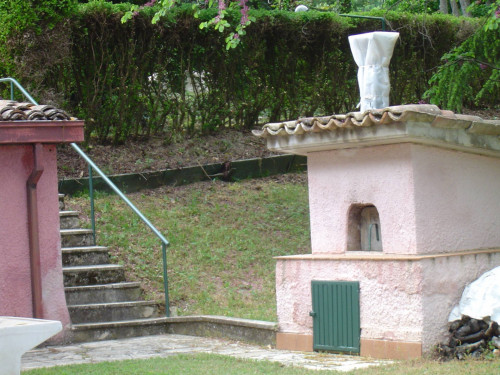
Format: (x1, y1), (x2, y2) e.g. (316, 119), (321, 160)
(437, 316), (500, 359)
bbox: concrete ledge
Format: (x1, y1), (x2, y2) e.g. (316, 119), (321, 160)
(165, 316), (277, 347)
(276, 332), (313, 352)
(275, 248), (500, 261)
(360, 339), (422, 360)
(264, 120), (500, 158)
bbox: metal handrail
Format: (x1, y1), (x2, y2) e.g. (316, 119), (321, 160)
(0, 77), (39, 103)
(339, 14), (386, 31)
(70, 143), (169, 245)
(305, 9), (387, 31)
(2, 77), (171, 316)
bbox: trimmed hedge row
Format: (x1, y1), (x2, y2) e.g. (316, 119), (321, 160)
(1, 3), (478, 143)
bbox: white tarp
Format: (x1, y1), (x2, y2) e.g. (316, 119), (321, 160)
(448, 266), (500, 323)
(348, 31), (399, 113)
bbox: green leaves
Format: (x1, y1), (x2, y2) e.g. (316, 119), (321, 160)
(424, 5), (500, 112)
(121, 5), (139, 24)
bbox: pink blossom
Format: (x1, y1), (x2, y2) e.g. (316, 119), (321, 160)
(480, 63), (487, 70)
(495, 6), (500, 18)
(239, 0), (249, 25)
(218, 0), (226, 11)
(134, 0), (157, 17)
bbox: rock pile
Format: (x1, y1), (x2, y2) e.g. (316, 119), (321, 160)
(437, 316), (500, 359)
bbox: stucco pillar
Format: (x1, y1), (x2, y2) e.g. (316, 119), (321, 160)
(0, 119), (84, 342)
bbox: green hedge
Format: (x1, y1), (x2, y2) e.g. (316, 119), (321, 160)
(0, 2), (479, 143)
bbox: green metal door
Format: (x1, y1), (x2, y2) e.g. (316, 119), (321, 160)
(310, 281), (360, 353)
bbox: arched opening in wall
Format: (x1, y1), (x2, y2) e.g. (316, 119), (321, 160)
(347, 204), (383, 251)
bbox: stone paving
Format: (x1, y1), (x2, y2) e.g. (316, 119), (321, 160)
(22, 334), (391, 372)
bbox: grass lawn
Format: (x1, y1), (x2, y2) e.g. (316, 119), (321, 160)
(67, 173), (310, 321)
(22, 353), (500, 375)
(23, 354), (336, 375)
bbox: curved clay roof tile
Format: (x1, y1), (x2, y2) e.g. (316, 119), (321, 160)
(252, 104), (500, 138)
(0, 101), (73, 121)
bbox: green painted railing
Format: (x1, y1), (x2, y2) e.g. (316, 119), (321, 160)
(2, 77), (171, 317)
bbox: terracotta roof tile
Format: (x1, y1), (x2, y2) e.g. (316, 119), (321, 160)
(252, 105), (500, 138)
(0, 100), (72, 121)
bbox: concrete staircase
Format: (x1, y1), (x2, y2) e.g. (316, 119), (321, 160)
(59, 194), (168, 343)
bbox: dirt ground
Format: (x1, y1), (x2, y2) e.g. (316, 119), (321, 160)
(57, 108), (499, 179)
(57, 129), (277, 179)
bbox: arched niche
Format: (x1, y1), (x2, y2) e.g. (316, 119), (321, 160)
(347, 204), (383, 251)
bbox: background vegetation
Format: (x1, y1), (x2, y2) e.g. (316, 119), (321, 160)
(1, 1), (496, 144)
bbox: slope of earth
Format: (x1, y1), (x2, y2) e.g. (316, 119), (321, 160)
(57, 129), (278, 179)
(65, 172), (310, 321)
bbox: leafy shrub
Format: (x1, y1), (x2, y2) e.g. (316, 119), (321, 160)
(424, 2), (500, 111)
(0, 3), (481, 143)
(0, 0), (77, 102)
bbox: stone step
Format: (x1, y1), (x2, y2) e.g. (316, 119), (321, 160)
(59, 193), (65, 211)
(63, 265), (125, 286)
(65, 282), (143, 305)
(59, 211), (80, 230)
(60, 229), (94, 247)
(62, 246), (110, 266)
(70, 317), (169, 343)
(68, 301), (160, 324)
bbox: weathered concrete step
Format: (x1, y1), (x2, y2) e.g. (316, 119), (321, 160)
(70, 317), (169, 343)
(60, 229), (94, 247)
(59, 194), (65, 211)
(59, 211), (80, 230)
(62, 246), (110, 266)
(65, 282), (142, 305)
(63, 265), (125, 286)
(165, 316), (278, 347)
(68, 301), (160, 324)
(69, 316), (278, 347)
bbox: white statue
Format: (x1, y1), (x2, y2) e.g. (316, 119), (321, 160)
(348, 31), (399, 113)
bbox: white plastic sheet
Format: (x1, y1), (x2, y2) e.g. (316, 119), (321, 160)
(348, 31), (399, 113)
(448, 266), (500, 323)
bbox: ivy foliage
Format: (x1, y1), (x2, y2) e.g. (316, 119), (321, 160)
(0, 2), (482, 143)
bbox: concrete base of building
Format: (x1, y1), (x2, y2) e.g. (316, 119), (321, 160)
(276, 332), (313, 352)
(360, 339), (422, 359)
(276, 332), (422, 360)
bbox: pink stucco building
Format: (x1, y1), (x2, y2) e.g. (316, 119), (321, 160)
(254, 104), (500, 359)
(0, 100), (84, 342)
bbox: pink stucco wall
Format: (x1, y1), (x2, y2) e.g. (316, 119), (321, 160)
(420, 253), (500, 351)
(278, 141), (500, 354)
(0, 144), (70, 339)
(276, 258), (423, 343)
(412, 145), (500, 254)
(276, 252), (500, 351)
(307, 143), (500, 255)
(308, 143), (418, 254)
